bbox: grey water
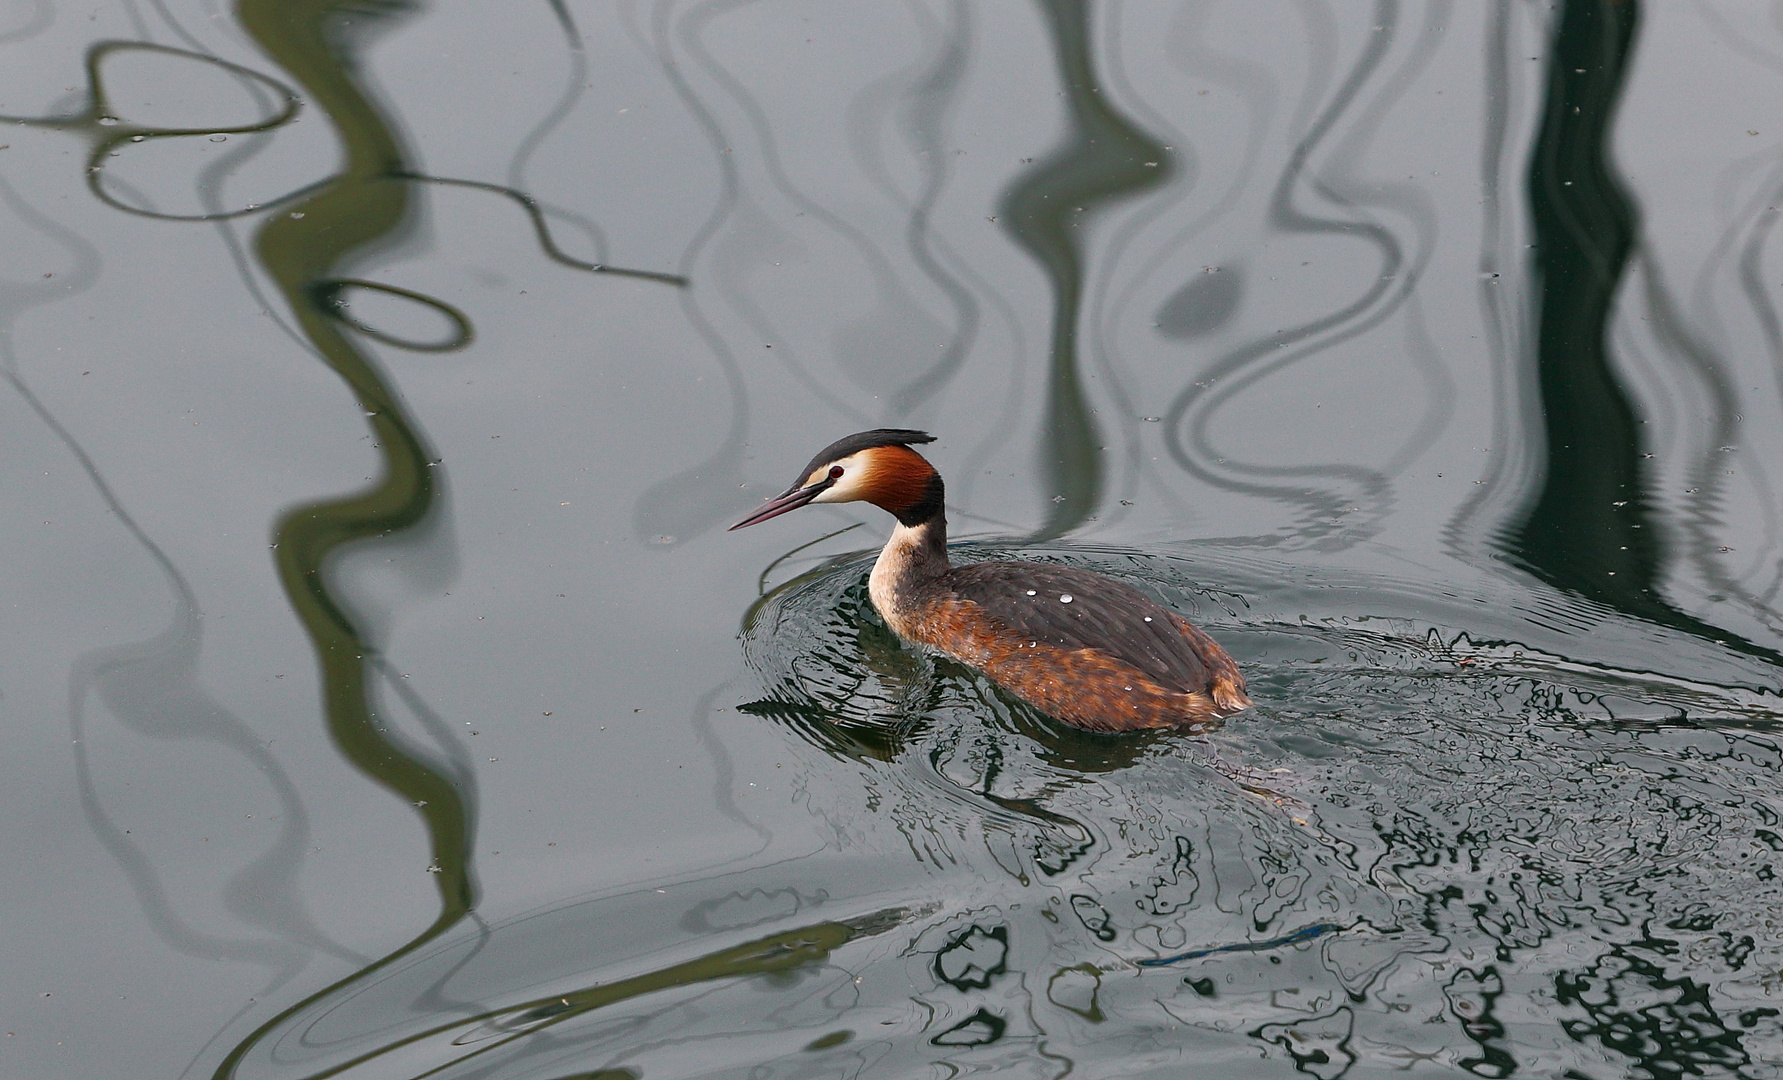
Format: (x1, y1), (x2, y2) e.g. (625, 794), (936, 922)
(3, 2), (1783, 1077)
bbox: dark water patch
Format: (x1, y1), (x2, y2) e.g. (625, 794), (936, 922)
(1155, 263), (1243, 340)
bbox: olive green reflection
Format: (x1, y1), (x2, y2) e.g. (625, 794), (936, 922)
(265, 912), (902, 1080)
(998, 0), (1171, 540)
(242, 0), (477, 926)
(1510, 0), (1780, 666)
(215, 0), (477, 1076)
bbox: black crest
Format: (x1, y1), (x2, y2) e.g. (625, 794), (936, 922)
(797, 429), (936, 483)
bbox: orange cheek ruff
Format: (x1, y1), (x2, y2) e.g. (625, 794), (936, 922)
(859, 445), (938, 513)
(905, 597), (1239, 733)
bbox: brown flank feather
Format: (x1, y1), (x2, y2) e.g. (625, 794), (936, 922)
(909, 594), (1240, 733)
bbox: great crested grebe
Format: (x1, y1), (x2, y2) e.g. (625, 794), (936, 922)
(731, 429), (1250, 733)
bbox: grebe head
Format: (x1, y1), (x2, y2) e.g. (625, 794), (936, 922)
(730, 429), (941, 530)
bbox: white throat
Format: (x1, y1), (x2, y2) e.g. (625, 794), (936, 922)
(867, 520), (942, 638)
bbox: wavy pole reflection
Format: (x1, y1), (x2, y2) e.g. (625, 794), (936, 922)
(1508, 0), (1782, 667)
(1513, 1), (1648, 604)
(0, 4), (683, 1076)
(997, 0), (1171, 541)
(194, 842), (925, 1080)
(1445, 0), (1544, 569)
(205, 2), (484, 1074)
(843, 0), (985, 419)
(627, 0), (998, 548)
(1156, 0), (1452, 547)
(0, 174), (362, 1011)
(0, 40), (307, 217)
(1086, 0), (1278, 527)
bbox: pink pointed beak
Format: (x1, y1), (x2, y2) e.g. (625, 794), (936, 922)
(729, 480), (830, 530)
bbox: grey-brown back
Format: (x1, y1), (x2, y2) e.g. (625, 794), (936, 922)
(944, 561), (1219, 695)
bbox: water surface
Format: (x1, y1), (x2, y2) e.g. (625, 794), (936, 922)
(3, 2), (1783, 1077)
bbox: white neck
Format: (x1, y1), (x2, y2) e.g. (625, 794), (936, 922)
(867, 517), (948, 638)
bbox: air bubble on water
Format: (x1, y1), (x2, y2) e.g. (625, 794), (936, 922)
(97, 116), (118, 126)
(130, 135), (144, 142)
(208, 134), (227, 142)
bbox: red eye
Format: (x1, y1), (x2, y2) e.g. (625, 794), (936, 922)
(829, 466), (844, 479)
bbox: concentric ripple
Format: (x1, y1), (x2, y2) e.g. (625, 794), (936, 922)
(211, 546), (1783, 1078)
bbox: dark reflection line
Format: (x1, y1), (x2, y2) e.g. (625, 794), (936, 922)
(904, 28), (1035, 507)
(755, 522), (864, 596)
(6, 38), (682, 288)
(1507, 0), (1783, 667)
(1162, 0), (1447, 543)
(192, 62), (328, 360)
(1446, 0), (1542, 566)
(499, 2), (630, 278)
(0, 41), (304, 215)
(669, 1), (878, 426)
(245, 0), (477, 923)
(823, 4), (1037, 521)
(684, 0), (961, 421)
(1092, 0), (1277, 529)
(1081, 0), (1198, 527)
(904, 721), (1103, 856)
(0, 176), (365, 1002)
(368, 656), (481, 829)
(1635, 266), (1782, 638)
(1098, 1), (1283, 527)
(842, 0), (981, 417)
(143, 0), (215, 51)
(1136, 920), (1340, 966)
(1733, 199), (1783, 606)
(398, 173), (688, 286)
(317, 277), (475, 351)
(615, 0), (757, 548)
(1509, 0), (1649, 598)
(119, 0), (153, 42)
(998, 0), (1172, 540)
(507, 1), (588, 191)
(1683, 144), (1783, 617)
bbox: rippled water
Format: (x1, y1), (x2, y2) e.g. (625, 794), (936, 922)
(5, 1), (1783, 1077)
